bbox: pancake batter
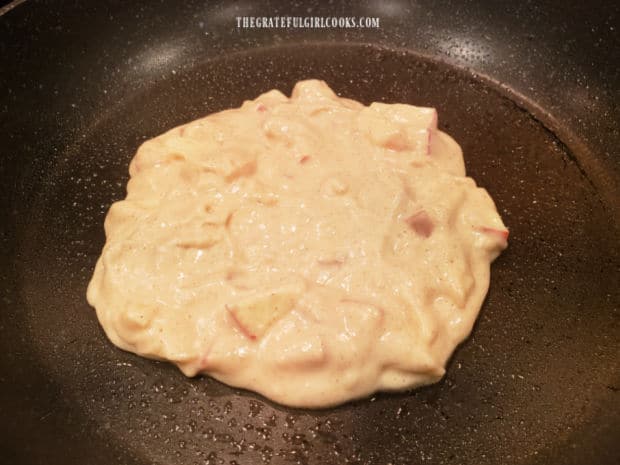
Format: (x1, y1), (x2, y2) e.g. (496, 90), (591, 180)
(87, 80), (508, 407)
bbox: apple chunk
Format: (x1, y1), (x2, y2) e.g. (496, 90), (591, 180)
(405, 210), (435, 238)
(479, 226), (510, 241)
(359, 103), (437, 156)
(228, 291), (298, 340)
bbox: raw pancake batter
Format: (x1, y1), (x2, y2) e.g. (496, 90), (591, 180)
(87, 80), (508, 407)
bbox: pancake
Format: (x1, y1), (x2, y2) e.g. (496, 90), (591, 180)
(87, 80), (508, 407)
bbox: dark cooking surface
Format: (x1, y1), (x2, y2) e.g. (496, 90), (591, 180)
(1, 1), (618, 465)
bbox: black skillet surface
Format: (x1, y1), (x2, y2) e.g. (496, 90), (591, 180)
(1, 1), (618, 464)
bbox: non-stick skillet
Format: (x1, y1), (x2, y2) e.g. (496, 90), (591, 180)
(1, 1), (618, 464)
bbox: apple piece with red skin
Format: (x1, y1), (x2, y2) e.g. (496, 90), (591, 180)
(426, 109), (438, 155)
(479, 226), (510, 241)
(360, 103), (437, 156)
(228, 292), (298, 340)
(405, 210), (435, 238)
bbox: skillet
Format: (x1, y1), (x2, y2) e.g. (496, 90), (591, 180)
(1, 1), (618, 464)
